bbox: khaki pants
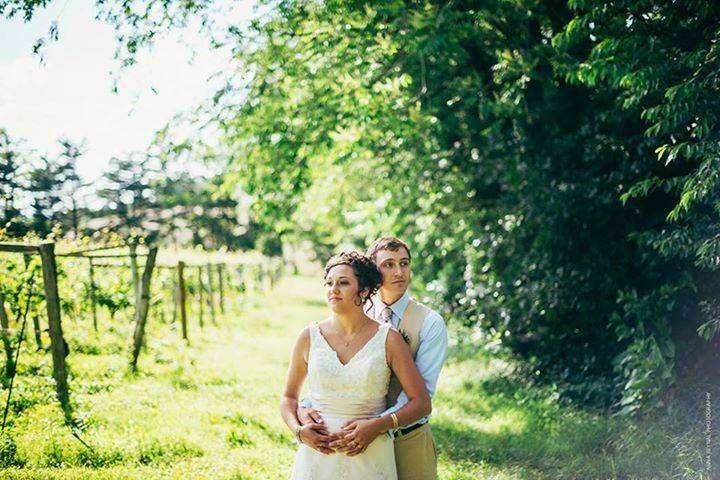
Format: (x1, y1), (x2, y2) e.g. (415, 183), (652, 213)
(393, 423), (437, 480)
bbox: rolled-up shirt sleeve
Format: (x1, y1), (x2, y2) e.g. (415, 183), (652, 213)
(381, 311), (448, 417)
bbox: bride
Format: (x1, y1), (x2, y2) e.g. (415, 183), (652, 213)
(280, 251), (431, 479)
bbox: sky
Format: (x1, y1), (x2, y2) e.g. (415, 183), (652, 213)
(0, 0), (255, 186)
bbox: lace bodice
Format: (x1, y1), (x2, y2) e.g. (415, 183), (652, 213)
(307, 322), (392, 420)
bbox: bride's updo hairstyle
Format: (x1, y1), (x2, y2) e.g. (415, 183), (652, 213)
(324, 251), (383, 305)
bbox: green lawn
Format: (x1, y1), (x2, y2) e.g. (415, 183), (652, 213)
(0, 275), (709, 479)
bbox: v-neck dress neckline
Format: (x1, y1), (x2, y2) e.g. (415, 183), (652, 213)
(315, 322), (383, 367)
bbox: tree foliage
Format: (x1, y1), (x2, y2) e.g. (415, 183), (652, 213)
(214, 0), (719, 412)
(0, 129), (27, 237)
(3, 0), (718, 412)
(0, 131), (252, 251)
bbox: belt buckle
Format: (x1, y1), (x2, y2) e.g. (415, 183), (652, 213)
(394, 422), (424, 438)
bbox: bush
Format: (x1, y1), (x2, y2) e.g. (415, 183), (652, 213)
(0, 434), (26, 468)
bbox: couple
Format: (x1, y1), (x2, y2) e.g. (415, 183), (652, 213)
(280, 237), (448, 479)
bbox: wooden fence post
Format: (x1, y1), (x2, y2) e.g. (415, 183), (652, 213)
(88, 257), (98, 331)
(217, 264), (225, 314)
(0, 293), (14, 381)
(38, 242), (70, 413)
(24, 253), (42, 349)
(31, 314), (42, 350)
(206, 263), (216, 325)
(258, 263), (266, 291)
(251, 263), (262, 292)
(130, 247), (158, 371)
(171, 281), (178, 324)
(197, 266), (204, 328)
(236, 265), (246, 295)
(23, 253), (43, 350)
(178, 261), (188, 341)
(129, 242), (140, 313)
(269, 259), (278, 289)
(158, 297), (165, 324)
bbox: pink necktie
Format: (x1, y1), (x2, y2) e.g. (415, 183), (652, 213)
(380, 307), (393, 324)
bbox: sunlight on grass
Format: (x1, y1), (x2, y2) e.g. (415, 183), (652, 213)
(0, 275), (710, 479)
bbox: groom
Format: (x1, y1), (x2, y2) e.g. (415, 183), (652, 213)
(299, 236), (448, 479)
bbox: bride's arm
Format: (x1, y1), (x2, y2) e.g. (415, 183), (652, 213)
(337, 329), (431, 455)
(382, 328), (432, 425)
(280, 327), (334, 454)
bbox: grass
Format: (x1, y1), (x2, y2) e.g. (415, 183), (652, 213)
(433, 348), (711, 480)
(0, 275), (713, 479)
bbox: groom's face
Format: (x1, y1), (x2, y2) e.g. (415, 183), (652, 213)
(375, 247), (411, 296)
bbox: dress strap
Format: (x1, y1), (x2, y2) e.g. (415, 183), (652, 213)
(308, 321), (320, 349)
(308, 321), (328, 351)
(376, 322), (393, 364)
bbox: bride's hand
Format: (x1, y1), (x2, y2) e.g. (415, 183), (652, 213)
(297, 405), (325, 426)
(298, 423), (335, 455)
(335, 418), (382, 456)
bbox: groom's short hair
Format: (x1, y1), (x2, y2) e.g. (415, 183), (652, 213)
(366, 236), (412, 263)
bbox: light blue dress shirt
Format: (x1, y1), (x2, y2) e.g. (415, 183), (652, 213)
(367, 290), (448, 429)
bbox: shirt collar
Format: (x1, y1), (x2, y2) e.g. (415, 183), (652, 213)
(372, 290), (410, 321)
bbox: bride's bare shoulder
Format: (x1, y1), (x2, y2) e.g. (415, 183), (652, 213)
(385, 327), (411, 354)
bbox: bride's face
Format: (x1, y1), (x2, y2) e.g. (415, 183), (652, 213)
(324, 264), (362, 312)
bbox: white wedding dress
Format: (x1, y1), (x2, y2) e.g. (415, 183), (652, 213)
(290, 321), (397, 479)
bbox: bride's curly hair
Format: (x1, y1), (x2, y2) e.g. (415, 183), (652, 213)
(324, 251), (382, 305)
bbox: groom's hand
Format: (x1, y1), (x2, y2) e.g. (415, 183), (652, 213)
(297, 406), (325, 426)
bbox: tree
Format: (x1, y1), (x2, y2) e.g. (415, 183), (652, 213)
(152, 172), (248, 250)
(553, 0), (720, 409)
(213, 0), (718, 413)
(25, 143), (81, 237)
(0, 129), (28, 236)
(4, 0), (717, 413)
(55, 139), (85, 238)
(96, 154), (159, 241)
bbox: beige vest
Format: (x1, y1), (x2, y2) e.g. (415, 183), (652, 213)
(385, 297), (433, 406)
